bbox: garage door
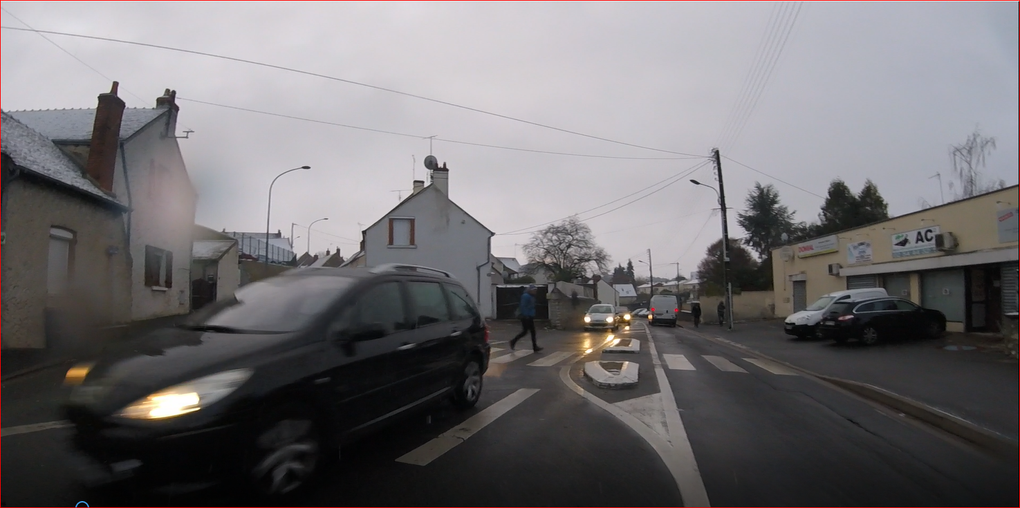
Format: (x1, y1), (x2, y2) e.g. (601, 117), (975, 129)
(1003, 264), (1019, 315)
(793, 281), (807, 312)
(883, 273), (911, 299)
(846, 275), (879, 290)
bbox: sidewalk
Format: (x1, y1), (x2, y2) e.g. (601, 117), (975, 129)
(1, 313), (191, 382)
(695, 319), (1019, 444)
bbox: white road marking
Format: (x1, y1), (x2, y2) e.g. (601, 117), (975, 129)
(663, 354), (697, 371)
(642, 324), (712, 506)
(743, 358), (799, 376)
(1, 420), (72, 438)
(490, 347), (506, 354)
(396, 388), (539, 466)
(528, 351), (574, 367)
(490, 350), (534, 364)
(703, 355), (748, 373)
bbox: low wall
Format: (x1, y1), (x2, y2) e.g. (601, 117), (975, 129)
(697, 291), (776, 324)
(239, 260), (296, 286)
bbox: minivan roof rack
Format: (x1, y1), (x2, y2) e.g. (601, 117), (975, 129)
(370, 263), (453, 278)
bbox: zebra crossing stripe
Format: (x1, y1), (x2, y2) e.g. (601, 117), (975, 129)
(743, 358), (799, 376)
(490, 350), (534, 364)
(702, 355), (748, 373)
(528, 351), (574, 367)
(662, 354), (696, 371)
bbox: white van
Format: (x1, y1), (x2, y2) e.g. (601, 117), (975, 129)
(784, 288), (888, 338)
(649, 294), (680, 327)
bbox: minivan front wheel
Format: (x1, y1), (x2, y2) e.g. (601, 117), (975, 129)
(453, 360), (482, 410)
(246, 407), (322, 498)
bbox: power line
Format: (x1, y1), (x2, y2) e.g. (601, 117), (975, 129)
(1, 25), (707, 158)
(0, 7), (197, 132)
(722, 155), (825, 199)
(595, 208), (714, 237)
(497, 160), (711, 236)
(179, 97), (702, 161)
(675, 210), (718, 264)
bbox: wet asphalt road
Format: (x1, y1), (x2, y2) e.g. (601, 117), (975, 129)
(2, 321), (1016, 506)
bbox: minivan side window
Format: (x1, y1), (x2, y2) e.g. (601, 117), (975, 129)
(855, 302), (878, 313)
(445, 284), (479, 321)
(408, 281), (452, 327)
(894, 299), (920, 311)
(354, 282), (408, 336)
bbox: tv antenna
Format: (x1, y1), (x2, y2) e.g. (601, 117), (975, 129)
(929, 172), (945, 205)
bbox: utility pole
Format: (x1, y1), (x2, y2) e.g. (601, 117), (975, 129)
(647, 249), (654, 296)
(712, 148), (733, 330)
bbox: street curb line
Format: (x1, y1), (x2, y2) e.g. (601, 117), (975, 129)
(696, 332), (1020, 459)
(1, 359), (70, 383)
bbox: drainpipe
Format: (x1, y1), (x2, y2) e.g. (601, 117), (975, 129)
(476, 236), (493, 318)
(118, 142), (134, 321)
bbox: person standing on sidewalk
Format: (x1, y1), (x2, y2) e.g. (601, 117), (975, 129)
(511, 285), (543, 352)
(691, 301), (702, 328)
(717, 300), (726, 326)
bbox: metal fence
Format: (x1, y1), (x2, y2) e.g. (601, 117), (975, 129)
(232, 233), (295, 265)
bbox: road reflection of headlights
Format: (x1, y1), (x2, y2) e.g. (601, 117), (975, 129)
(117, 369), (253, 420)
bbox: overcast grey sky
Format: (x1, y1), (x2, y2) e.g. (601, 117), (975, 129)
(2, 2), (1017, 275)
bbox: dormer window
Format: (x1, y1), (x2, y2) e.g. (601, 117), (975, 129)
(389, 218), (415, 247)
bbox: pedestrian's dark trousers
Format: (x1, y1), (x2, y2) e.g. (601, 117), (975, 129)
(513, 317), (538, 348)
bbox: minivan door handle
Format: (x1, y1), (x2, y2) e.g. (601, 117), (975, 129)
(450, 330), (463, 337)
(396, 343), (417, 351)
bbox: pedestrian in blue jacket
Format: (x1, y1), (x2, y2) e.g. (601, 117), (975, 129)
(511, 285), (543, 352)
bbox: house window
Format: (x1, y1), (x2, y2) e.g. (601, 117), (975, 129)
(388, 218), (415, 247)
(47, 227), (75, 295)
(145, 245), (174, 288)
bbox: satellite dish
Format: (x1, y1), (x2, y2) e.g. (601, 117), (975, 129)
(423, 155), (439, 171)
(781, 232), (789, 243)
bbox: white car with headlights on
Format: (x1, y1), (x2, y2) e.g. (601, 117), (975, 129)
(584, 304), (620, 331)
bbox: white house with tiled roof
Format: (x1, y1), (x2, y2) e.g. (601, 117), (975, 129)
(354, 162), (497, 318)
(7, 82), (198, 329)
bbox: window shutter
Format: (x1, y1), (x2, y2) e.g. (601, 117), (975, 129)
(165, 251), (174, 288)
(409, 218), (415, 246)
(388, 219), (394, 245)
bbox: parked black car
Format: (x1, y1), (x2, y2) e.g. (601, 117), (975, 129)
(817, 296), (946, 345)
(62, 264), (491, 498)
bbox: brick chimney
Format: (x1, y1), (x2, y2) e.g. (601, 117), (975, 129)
(431, 163), (449, 196)
(84, 81), (126, 193)
(155, 88), (180, 138)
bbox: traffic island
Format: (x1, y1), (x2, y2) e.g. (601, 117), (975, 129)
(603, 338), (641, 354)
(584, 361), (639, 389)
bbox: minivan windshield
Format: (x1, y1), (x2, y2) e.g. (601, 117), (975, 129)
(182, 275), (356, 333)
(806, 296), (836, 312)
(589, 305), (614, 314)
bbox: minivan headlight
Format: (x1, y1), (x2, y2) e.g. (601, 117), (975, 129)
(584, 316), (592, 323)
(605, 316), (614, 323)
(117, 369), (253, 420)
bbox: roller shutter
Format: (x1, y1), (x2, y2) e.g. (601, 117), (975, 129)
(1003, 264), (1018, 315)
(793, 281), (807, 312)
(846, 275), (879, 290)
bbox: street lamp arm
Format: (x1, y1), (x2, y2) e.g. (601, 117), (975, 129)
(265, 166), (310, 270)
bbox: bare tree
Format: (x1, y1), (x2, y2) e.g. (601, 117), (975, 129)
(948, 127), (1005, 200)
(523, 216), (610, 282)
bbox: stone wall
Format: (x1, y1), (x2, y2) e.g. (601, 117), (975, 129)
(2, 178), (130, 349)
(697, 291), (776, 324)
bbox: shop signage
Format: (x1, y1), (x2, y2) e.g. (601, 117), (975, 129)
(796, 235), (838, 258)
(846, 241), (872, 265)
(998, 207), (1018, 244)
(892, 226), (940, 259)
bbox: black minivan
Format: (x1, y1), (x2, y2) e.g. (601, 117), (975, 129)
(63, 264), (491, 497)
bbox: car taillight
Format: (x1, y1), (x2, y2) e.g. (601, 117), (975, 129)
(837, 315), (855, 322)
(650, 308), (655, 312)
(674, 308), (679, 313)
(484, 326), (490, 343)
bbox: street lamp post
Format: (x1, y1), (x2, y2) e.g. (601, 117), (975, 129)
(266, 166), (311, 273)
(307, 217), (329, 255)
(691, 177), (732, 329)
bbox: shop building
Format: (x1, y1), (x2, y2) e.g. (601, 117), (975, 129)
(772, 186), (1018, 333)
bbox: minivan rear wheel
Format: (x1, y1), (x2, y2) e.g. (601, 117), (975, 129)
(452, 360), (483, 410)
